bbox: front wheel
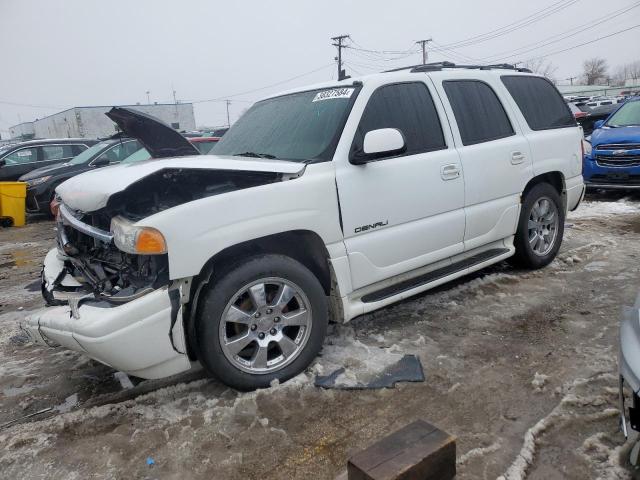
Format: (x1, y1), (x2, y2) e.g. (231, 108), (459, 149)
(511, 182), (564, 269)
(196, 254), (328, 390)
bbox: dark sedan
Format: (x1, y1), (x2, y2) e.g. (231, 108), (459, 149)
(20, 138), (142, 214)
(0, 138), (97, 181)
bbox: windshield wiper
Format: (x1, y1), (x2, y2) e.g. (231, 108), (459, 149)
(233, 151), (277, 159)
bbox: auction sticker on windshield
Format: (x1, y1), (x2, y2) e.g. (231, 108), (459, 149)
(313, 88), (354, 102)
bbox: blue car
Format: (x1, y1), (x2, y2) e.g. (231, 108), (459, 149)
(583, 97), (640, 190)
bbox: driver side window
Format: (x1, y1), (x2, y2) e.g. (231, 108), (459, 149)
(350, 82), (446, 161)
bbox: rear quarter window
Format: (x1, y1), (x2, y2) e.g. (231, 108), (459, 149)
(501, 75), (575, 131)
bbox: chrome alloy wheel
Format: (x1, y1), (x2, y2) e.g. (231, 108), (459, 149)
(528, 196), (559, 256)
(219, 277), (312, 374)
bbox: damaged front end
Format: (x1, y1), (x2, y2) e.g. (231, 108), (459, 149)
(22, 201), (193, 379)
(44, 205), (169, 306)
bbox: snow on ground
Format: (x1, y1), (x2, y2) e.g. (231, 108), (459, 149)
(568, 198), (640, 219)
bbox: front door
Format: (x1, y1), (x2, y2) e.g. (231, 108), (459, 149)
(335, 80), (465, 290)
(0, 146), (41, 180)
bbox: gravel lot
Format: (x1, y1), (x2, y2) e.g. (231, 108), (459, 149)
(1, 194), (640, 480)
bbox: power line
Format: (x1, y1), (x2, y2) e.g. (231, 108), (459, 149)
(525, 23), (640, 61)
(188, 64), (335, 104)
(0, 100), (68, 109)
(439, 0), (580, 49)
(482, 1), (640, 62)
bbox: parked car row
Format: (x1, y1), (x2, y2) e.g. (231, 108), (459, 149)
(0, 112), (222, 215)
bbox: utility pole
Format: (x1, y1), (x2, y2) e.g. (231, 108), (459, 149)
(146, 91), (150, 104)
(416, 38), (432, 65)
(331, 34), (350, 80)
(566, 76), (577, 86)
(225, 100), (231, 127)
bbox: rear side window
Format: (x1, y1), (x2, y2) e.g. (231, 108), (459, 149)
(41, 145), (75, 161)
(352, 82), (446, 160)
(501, 76), (575, 130)
(443, 80), (514, 146)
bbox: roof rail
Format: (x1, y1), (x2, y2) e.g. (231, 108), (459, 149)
(384, 61), (532, 74)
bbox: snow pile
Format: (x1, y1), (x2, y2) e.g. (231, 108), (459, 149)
(569, 199), (640, 219)
(498, 372), (628, 480)
(457, 440), (502, 466)
(531, 372), (549, 392)
(312, 325), (407, 387)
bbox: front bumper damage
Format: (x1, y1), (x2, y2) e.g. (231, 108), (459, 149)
(619, 294), (640, 437)
(21, 213), (194, 379)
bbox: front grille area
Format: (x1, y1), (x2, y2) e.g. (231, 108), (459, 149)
(594, 143), (640, 168)
(595, 154), (640, 167)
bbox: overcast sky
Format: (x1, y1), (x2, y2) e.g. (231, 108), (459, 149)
(1, 0), (639, 136)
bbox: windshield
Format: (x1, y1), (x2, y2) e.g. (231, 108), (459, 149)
(193, 140), (218, 154)
(214, 87), (358, 163)
(121, 148), (151, 163)
(68, 141), (110, 165)
(607, 101), (640, 127)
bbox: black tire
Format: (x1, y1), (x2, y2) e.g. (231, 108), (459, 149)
(196, 254), (328, 390)
(511, 182), (564, 269)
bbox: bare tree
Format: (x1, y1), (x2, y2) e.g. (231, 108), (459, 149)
(523, 59), (558, 83)
(583, 57), (608, 85)
(628, 60), (640, 81)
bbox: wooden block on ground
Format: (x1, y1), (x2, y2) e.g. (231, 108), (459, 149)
(347, 419), (456, 480)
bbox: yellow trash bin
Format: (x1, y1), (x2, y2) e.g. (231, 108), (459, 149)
(0, 182), (27, 227)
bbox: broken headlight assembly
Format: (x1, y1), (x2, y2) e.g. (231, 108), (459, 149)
(110, 216), (167, 255)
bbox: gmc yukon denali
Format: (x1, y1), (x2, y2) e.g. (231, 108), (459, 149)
(21, 63), (585, 390)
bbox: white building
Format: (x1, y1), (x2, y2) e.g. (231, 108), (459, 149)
(10, 103), (196, 140)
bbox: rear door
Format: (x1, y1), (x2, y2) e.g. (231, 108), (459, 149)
(436, 77), (533, 251)
(39, 144), (78, 168)
(335, 80), (465, 290)
(0, 146), (41, 180)
(500, 75), (582, 182)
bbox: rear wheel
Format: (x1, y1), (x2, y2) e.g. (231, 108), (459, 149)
(196, 254), (328, 390)
(511, 182), (564, 269)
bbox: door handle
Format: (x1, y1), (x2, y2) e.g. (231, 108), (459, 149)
(440, 164), (461, 180)
(511, 151), (526, 165)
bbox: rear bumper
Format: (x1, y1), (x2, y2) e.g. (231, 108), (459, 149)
(22, 248), (192, 379)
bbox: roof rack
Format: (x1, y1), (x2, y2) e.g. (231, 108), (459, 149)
(384, 61), (532, 74)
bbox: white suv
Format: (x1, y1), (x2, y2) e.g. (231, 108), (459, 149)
(22, 64), (585, 390)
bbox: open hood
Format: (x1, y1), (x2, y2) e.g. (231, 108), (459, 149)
(56, 154), (306, 213)
(106, 107), (199, 158)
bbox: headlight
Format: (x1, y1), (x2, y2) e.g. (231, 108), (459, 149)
(582, 139), (592, 157)
(26, 175), (51, 187)
(110, 216), (167, 254)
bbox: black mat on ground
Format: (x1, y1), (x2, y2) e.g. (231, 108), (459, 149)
(314, 354), (425, 390)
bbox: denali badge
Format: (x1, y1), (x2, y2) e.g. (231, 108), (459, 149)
(355, 220), (388, 233)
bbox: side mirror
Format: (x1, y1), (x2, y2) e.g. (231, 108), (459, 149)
(0, 159), (5, 168)
(92, 157), (110, 167)
(593, 120), (605, 130)
(351, 128), (406, 165)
